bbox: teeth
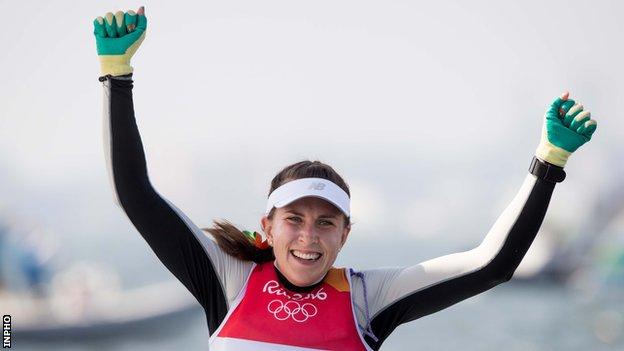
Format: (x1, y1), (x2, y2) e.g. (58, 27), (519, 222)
(292, 250), (321, 260)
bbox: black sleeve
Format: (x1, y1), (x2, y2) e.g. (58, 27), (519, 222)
(102, 75), (229, 333)
(355, 173), (556, 350)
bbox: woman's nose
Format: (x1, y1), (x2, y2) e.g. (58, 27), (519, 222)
(298, 223), (319, 243)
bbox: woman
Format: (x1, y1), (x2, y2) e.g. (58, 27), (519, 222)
(93, 7), (597, 350)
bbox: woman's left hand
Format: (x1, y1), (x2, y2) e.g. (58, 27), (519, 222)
(535, 91), (597, 167)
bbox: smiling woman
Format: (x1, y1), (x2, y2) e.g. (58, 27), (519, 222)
(95, 5), (597, 351)
(206, 161), (352, 289)
(263, 178), (351, 287)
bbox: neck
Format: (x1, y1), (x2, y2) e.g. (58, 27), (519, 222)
(272, 261), (325, 293)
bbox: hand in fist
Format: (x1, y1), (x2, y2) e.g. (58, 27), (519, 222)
(535, 92), (597, 167)
(93, 6), (147, 76)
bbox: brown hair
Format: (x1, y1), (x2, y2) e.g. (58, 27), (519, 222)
(204, 160), (351, 263)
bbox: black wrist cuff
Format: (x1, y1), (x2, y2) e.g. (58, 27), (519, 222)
(529, 156), (566, 183)
(98, 73), (133, 82)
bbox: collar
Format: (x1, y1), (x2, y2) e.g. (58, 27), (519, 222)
(272, 264), (326, 293)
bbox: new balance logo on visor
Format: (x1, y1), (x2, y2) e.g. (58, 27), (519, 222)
(308, 182), (326, 191)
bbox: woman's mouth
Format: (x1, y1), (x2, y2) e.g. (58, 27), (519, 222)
(290, 250), (322, 262)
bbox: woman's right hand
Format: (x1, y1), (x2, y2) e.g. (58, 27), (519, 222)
(93, 6), (147, 77)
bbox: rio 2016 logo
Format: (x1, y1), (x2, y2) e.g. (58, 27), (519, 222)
(267, 300), (318, 322)
(262, 280), (326, 322)
(262, 280), (327, 301)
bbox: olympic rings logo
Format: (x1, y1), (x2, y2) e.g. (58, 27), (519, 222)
(267, 299), (318, 322)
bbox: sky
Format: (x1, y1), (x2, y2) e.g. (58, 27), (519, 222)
(0, 0), (622, 277)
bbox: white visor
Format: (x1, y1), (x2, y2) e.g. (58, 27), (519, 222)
(265, 178), (350, 217)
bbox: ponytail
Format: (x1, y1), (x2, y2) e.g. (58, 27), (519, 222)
(203, 220), (274, 263)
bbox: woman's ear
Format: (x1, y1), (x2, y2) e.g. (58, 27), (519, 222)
(261, 215), (273, 244)
(341, 223), (351, 246)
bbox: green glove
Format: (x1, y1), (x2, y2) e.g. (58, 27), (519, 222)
(535, 92), (597, 167)
(93, 7), (147, 76)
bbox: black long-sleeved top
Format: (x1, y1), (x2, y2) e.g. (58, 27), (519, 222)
(102, 75), (557, 350)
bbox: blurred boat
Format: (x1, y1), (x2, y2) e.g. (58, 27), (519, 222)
(568, 208), (624, 346)
(513, 161), (624, 283)
(2, 263), (202, 341)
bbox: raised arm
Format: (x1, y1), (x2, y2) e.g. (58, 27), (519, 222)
(352, 93), (597, 349)
(94, 7), (252, 333)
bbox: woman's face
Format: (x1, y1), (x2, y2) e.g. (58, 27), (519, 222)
(261, 196), (351, 287)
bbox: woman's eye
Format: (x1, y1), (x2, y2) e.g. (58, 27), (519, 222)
(287, 216), (302, 223)
(319, 220), (334, 226)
